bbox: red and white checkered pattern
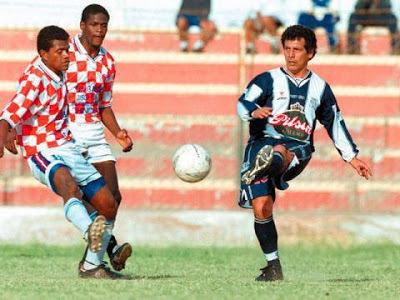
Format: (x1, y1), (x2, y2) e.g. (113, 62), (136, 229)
(66, 34), (116, 124)
(0, 58), (71, 158)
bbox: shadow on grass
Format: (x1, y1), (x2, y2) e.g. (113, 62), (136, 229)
(326, 278), (374, 283)
(128, 274), (178, 280)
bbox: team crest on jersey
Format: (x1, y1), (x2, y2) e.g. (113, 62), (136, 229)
(269, 102), (311, 141)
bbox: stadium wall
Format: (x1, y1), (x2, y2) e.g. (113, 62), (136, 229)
(0, 26), (399, 212)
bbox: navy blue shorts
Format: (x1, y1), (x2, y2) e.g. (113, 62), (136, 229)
(176, 14), (201, 27)
(238, 137), (312, 209)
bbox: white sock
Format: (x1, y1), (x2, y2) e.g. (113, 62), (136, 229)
(265, 251), (279, 261)
(83, 220), (114, 270)
(193, 40), (204, 50)
(179, 40), (188, 50)
(64, 198), (92, 235)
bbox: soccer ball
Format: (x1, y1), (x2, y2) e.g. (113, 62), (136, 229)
(172, 144), (212, 183)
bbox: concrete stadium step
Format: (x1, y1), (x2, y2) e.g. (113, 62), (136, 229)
(0, 51), (399, 87)
(1, 85), (398, 116)
(3, 145), (399, 182)
(108, 115), (400, 148)
(0, 29), (394, 55)
(1, 177), (399, 212)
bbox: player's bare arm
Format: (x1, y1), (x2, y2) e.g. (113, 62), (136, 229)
(5, 128), (18, 155)
(100, 107), (133, 152)
(349, 156), (372, 180)
(251, 107), (273, 119)
(0, 120), (11, 158)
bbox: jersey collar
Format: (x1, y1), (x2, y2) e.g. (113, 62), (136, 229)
(280, 67), (312, 87)
(37, 58), (64, 83)
(73, 34), (106, 59)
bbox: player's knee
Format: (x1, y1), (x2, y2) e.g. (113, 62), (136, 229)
(253, 196), (273, 219)
(177, 17), (188, 30)
(244, 19), (254, 31)
(113, 190), (122, 206)
(97, 197), (118, 220)
(273, 145), (294, 164)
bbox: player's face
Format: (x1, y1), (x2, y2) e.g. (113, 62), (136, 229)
(40, 40), (70, 75)
(283, 38), (314, 77)
(80, 13), (108, 48)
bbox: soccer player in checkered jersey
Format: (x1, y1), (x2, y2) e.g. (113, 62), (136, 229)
(0, 26), (125, 279)
(66, 4), (133, 271)
(237, 25), (372, 281)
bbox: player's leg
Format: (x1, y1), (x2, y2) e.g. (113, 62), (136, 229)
(242, 143), (294, 185)
(244, 17), (261, 54)
(53, 143), (123, 278)
(252, 194), (283, 281)
(176, 14), (190, 52)
(194, 19), (217, 52)
(72, 122), (133, 273)
(261, 16), (281, 53)
(27, 150), (107, 255)
(52, 166), (107, 253)
(92, 160), (132, 271)
(239, 139), (283, 281)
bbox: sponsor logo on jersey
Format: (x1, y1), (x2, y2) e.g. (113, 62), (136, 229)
(269, 102), (311, 140)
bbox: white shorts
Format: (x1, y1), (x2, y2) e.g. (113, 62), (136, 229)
(69, 122), (115, 164)
(27, 141), (102, 193)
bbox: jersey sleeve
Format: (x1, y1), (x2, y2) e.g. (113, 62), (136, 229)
(0, 73), (41, 128)
(99, 59), (115, 109)
(316, 83), (359, 162)
(237, 72), (271, 121)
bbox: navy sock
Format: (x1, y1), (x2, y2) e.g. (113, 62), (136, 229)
(107, 235), (118, 257)
(268, 153), (284, 177)
(254, 216), (279, 261)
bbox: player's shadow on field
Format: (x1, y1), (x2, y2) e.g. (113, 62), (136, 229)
(326, 278), (374, 283)
(129, 274), (178, 280)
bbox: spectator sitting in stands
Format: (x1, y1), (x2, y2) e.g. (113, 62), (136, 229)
(243, 0), (288, 54)
(298, 0), (340, 53)
(176, 0), (217, 53)
(347, 0), (400, 55)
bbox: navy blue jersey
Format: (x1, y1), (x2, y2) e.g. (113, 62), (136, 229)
(237, 67), (359, 162)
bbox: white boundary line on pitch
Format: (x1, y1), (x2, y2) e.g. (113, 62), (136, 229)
(0, 50), (399, 66)
(0, 81), (398, 97)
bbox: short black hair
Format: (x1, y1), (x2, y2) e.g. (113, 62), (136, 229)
(81, 4), (110, 22)
(281, 25), (317, 58)
(37, 25), (69, 53)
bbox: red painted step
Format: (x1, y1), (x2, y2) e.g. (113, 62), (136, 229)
(3, 183), (400, 211)
(1, 61), (398, 87)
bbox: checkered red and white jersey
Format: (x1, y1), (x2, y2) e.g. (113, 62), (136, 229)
(0, 58), (71, 158)
(66, 34), (116, 124)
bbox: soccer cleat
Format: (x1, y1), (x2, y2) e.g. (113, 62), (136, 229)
(87, 215), (106, 253)
(241, 145), (274, 185)
(110, 242), (133, 271)
(79, 263), (127, 279)
(255, 259), (284, 282)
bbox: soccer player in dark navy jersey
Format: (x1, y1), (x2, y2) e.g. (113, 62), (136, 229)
(237, 25), (372, 281)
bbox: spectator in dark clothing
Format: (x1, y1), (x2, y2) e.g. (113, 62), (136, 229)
(298, 0), (340, 53)
(347, 0), (400, 54)
(176, 0), (217, 52)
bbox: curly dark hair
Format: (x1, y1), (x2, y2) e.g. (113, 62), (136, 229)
(37, 25), (69, 53)
(281, 25), (317, 58)
(81, 4), (110, 22)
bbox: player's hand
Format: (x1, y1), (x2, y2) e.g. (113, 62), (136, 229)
(251, 107), (273, 119)
(5, 128), (18, 155)
(349, 157), (372, 180)
(116, 129), (133, 152)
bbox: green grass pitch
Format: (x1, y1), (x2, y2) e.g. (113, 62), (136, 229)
(0, 243), (399, 299)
